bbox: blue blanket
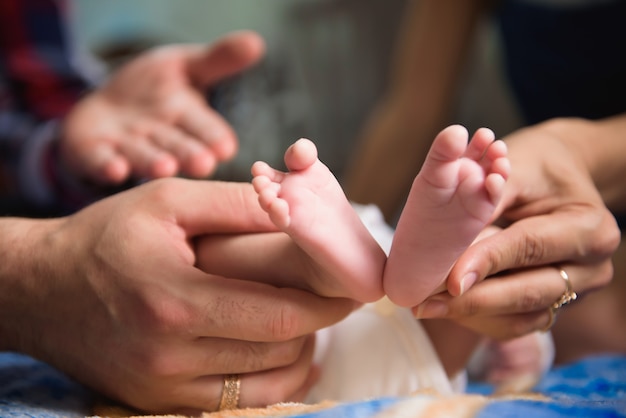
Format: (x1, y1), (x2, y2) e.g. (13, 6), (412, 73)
(1, 352), (625, 417)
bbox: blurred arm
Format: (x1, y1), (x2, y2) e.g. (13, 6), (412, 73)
(344, 0), (489, 221)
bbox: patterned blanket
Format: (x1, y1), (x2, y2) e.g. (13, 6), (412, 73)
(1, 352), (625, 417)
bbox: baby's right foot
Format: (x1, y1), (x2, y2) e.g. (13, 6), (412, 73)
(384, 125), (509, 307)
(251, 138), (386, 302)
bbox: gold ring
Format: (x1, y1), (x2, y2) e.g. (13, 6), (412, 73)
(541, 305), (557, 332)
(218, 374), (241, 411)
(541, 267), (578, 332)
(552, 268), (578, 311)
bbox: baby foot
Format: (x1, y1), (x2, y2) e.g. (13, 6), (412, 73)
(251, 138), (386, 302)
(468, 332), (555, 392)
(384, 125), (509, 307)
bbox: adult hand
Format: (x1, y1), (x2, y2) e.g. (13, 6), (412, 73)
(0, 178), (355, 414)
(60, 31), (265, 185)
(415, 119), (621, 339)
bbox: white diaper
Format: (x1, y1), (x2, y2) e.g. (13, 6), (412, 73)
(306, 298), (458, 403)
(304, 203), (464, 403)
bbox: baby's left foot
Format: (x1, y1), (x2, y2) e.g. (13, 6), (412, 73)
(384, 125), (509, 307)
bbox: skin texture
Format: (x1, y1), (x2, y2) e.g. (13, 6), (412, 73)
(0, 178), (356, 414)
(60, 31), (265, 185)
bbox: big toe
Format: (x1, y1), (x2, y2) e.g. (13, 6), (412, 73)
(284, 138), (318, 172)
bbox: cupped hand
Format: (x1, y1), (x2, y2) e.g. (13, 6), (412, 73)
(60, 31), (265, 185)
(3, 178), (355, 414)
(415, 120), (620, 339)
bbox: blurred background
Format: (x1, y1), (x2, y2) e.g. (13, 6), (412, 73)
(71, 0), (522, 184)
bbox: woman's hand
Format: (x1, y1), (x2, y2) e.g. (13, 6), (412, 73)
(415, 119), (621, 339)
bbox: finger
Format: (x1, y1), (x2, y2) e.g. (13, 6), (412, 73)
(150, 122), (218, 177)
(160, 336), (309, 377)
(239, 333), (317, 407)
(288, 363), (321, 403)
(177, 101), (238, 160)
(169, 333), (316, 413)
(140, 178), (276, 235)
(117, 136), (179, 178)
(453, 310), (551, 341)
(447, 208), (618, 296)
(185, 269), (356, 341)
(422, 262), (607, 319)
(71, 142), (131, 185)
(185, 31), (265, 87)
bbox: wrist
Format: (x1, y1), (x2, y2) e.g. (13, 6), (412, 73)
(0, 217), (65, 353)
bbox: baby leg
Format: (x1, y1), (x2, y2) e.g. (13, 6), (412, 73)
(384, 125), (509, 307)
(251, 138), (386, 302)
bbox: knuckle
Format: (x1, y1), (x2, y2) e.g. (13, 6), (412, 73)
(516, 285), (545, 312)
(475, 233), (536, 279)
(590, 261), (614, 290)
(450, 292), (483, 317)
(459, 296), (482, 317)
(588, 213), (621, 258)
(117, 334), (182, 381)
(516, 231), (547, 266)
(219, 342), (267, 373)
(145, 178), (185, 205)
(134, 291), (194, 336)
(139, 347), (183, 379)
(268, 303), (300, 341)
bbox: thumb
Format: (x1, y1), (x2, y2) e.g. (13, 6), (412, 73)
(186, 30), (265, 86)
(157, 178), (277, 236)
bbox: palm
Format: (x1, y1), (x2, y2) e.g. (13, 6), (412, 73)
(59, 32), (264, 186)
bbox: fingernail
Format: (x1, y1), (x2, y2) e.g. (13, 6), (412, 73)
(460, 272), (478, 295)
(414, 301), (448, 319)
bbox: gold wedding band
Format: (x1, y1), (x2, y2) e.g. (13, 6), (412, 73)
(218, 374), (241, 411)
(553, 268), (578, 311)
(541, 267), (578, 332)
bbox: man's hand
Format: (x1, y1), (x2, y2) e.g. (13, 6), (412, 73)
(0, 178), (355, 413)
(61, 31), (265, 185)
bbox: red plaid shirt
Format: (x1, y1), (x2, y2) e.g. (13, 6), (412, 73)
(0, 0), (106, 216)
